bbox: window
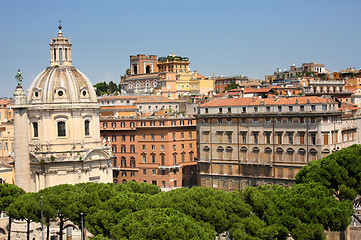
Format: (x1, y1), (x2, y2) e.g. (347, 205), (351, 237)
(288, 132), (294, 144)
(130, 145), (135, 153)
(219, 108), (223, 113)
(174, 181), (177, 188)
(322, 105), (327, 111)
(189, 132), (192, 140)
(311, 133), (316, 145)
(180, 120), (184, 125)
(57, 121), (66, 137)
(84, 120), (89, 136)
(161, 133), (164, 140)
(143, 169), (146, 174)
(152, 169), (156, 175)
(228, 107), (231, 113)
(121, 122), (125, 127)
(141, 121), (146, 126)
(266, 106), (270, 112)
(142, 134), (145, 141)
(160, 121), (164, 126)
(278, 106), (282, 112)
(173, 156), (177, 165)
(162, 181), (166, 188)
(112, 135), (117, 141)
(300, 105), (304, 111)
(190, 152), (193, 161)
(173, 145), (176, 150)
(112, 122), (116, 128)
(130, 122), (134, 128)
(189, 143), (193, 149)
(122, 135), (126, 141)
(172, 120), (176, 126)
(253, 118), (258, 124)
(152, 155), (155, 163)
(265, 118), (270, 124)
(151, 134), (155, 141)
(142, 145), (146, 150)
(188, 120), (192, 125)
(121, 145), (126, 153)
(288, 117), (293, 123)
(299, 133), (305, 145)
(143, 155), (146, 163)
(311, 117), (316, 123)
(121, 159), (126, 167)
(265, 132), (271, 144)
(150, 121), (155, 126)
(161, 155), (165, 165)
(254, 107), (258, 113)
(242, 107), (247, 113)
(161, 145), (164, 151)
(218, 119), (222, 124)
(130, 172), (135, 177)
(121, 172), (127, 177)
(289, 106), (293, 112)
(300, 117), (304, 123)
(227, 132), (232, 143)
(253, 132), (259, 144)
(182, 154), (185, 162)
(205, 108), (209, 114)
(161, 170), (165, 175)
(33, 122), (38, 138)
(173, 133), (176, 141)
(152, 145), (155, 150)
(277, 133), (282, 144)
(130, 158), (135, 167)
(181, 133), (184, 140)
(112, 145), (117, 153)
(130, 135), (135, 141)
(152, 180), (157, 185)
(181, 144), (184, 149)
(311, 105), (316, 111)
(241, 133), (247, 144)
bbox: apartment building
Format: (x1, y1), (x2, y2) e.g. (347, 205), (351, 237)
(196, 96), (361, 190)
(100, 115), (197, 190)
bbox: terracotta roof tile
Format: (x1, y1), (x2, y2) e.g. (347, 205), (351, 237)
(200, 96), (334, 107)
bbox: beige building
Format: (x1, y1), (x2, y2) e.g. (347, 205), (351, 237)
(196, 96), (361, 190)
(13, 24), (113, 192)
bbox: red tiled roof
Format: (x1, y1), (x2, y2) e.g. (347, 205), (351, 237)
(200, 96), (334, 107)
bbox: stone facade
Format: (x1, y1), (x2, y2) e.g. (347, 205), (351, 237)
(196, 96), (361, 190)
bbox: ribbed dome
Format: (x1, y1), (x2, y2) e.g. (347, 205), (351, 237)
(27, 66), (97, 104)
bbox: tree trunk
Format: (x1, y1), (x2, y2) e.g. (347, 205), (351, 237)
(59, 216), (63, 240)
(7, 216), (11, 240)
(26, 219), (30, 240)
(46, 219), (50, 240)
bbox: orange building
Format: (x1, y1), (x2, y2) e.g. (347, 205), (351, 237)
(100, 115), (197, 190)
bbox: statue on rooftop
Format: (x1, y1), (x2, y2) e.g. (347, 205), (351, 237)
(15, 69), (23, 86)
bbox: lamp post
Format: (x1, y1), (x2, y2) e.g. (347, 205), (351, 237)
(80, 212), (84, 240)
(40, 195), (44, 240)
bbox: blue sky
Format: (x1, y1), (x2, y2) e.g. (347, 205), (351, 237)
(0, 0), (360, 97)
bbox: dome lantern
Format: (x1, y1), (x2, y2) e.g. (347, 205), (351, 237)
(50, 23), (72, 67)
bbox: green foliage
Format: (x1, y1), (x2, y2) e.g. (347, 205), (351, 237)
(110, 208), (215, 240)
(223, 83), (239, 92)
(295, 144), (361, 201)
(0, 183), (25, 211)
(94, 81), (120, 96)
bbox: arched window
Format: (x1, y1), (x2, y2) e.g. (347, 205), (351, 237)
(133, 65), (137, 74)
(33, 122), (38, 138)
(65, 48), (68, 61)
(59, 48), (63, 65)
(121, 157), (126, 167)
(84, 120), (90, 136)
(146, 65), (151, 73)
(57, 121), (66, 137)
(130, 157), (136, 167)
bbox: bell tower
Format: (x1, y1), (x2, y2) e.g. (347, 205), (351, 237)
(50, 20), (72, 67)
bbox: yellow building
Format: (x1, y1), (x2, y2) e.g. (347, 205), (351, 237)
(157, 53), (189, 73)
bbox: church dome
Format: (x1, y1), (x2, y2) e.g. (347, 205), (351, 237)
(27, 66), (97, 104)
(27, 25), (97, 104)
